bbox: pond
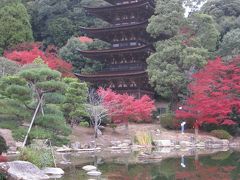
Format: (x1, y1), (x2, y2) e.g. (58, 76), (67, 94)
(60, 150), (240, 180)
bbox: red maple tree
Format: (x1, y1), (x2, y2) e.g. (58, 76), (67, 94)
(4, 43), (73, 76)
(176, 57), (240, 128)
(98, 88), (155, 125)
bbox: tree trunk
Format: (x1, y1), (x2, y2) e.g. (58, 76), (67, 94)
(170, 87), (180, 111)
(125, 122), (129, 135)
(22, 95), (43, 147)
(195, 127), (199, 142)
(94, 117), (98, 139)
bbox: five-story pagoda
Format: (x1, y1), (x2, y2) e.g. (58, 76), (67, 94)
(76, 0), (155, 98)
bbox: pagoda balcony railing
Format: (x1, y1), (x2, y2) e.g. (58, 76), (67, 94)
(116, 0), (139, 5)
(112, 40), (146, 48)
(115, 0), (155, 6)
(100, 63), (145, 72)
(113, 19), (146, 26)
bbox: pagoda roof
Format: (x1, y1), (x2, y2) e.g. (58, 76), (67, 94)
(80, 20), (147, 34)
(80, 21), (149, 42)
(104, 0), (115, 4)
(77, 45), (153, 59)
(104, 0), (154, 5)
(75, 70), (147, 80)
(84, 0), (154, 23)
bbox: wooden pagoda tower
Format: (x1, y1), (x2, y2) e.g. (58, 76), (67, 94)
(76, 0), (155, 98)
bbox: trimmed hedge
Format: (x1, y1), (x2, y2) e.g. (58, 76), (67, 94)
(211, 130), (232, 140)
(160, 113), (177, 129)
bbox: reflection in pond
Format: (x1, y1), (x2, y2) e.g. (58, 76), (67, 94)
(61, 151), (240, 180)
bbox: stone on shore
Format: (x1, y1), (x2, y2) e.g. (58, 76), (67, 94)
(0, 161), (49, 180)
(87, 170), (102, 176)
(153, 140), (174, 147)
(42, 167), (64, 175)
(82, 165), (97, 171)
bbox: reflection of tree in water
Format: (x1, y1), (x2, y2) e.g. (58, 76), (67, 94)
(99, 163), (152, 180)
(98, 152), (240, 180)
(62, 151), (240, 179)
(175, 152), (240, 180)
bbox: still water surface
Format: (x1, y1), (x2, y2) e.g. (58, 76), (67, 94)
(61, 151), (240, 180)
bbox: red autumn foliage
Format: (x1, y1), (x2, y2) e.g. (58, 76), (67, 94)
(4, 43), (73, 76)
(0, 155), (7, 162)
(176, 57), (240, 128)
(97, 88), (155, 124)
(79, 36), (93, 43)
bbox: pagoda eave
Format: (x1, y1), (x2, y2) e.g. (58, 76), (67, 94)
(84, 0), (154, 22)
(104, 0), (115, 4)
(77, 45), (153, 58)
(80, 20), (148, 34)
(84, 0), (154, 12)
(75, 71), (147, 80)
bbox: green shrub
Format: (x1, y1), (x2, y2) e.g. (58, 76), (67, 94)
(160, 113), (177, 129)
(134, 132), (152, 146)
(110, 123), (117, 132)
(79, 121), (89, 127)
(211, 130), (232, 140)
(36, 114), (71, 136)
(0, 120), (18, 130)
(202, 123), (239, 135)
(20, 146), (54, 168)
(51, 135), (69, 146)
(12, 127), (27, 141)
(29, 127), (53, 139)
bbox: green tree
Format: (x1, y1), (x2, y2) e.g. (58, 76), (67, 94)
(0, 75), (32, 121)
(147, 2), (219, 109)
(188, 13), (219, 52)
(201, 0), (240, 37)
(182, 0), (207, 14)
(147, 37), (208, 108)
(147, 0), (185, 38)
(0, 63), (71, 146)
(218, 28), (240, 59)
(25, 0), (106, 47)
(62, 78), (88, 125)
(0, 57), (20, 77)
(0, 1), (33, 54)
(59, 37), (109, 73)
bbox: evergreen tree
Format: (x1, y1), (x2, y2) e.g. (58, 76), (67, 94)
(0, 1), (33, 54)
(147, 0), (185, 38)
(59, 37), (109, 73)
(24, 0), (107, 47)
(0, 57), (20, 77)
(62, 77), (89, 125)
(0, 63), (73, 145)
(147, 0), (219, 109)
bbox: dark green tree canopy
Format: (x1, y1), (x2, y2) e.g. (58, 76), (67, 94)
(147, 1), (220, 108)
(202, 0), (240, 36)
(0, 57), (20, 77)
(188, 13), (220, 52)
(218, 28), (240, 59)
(0, 1), (33, 54)
(147, 0), (185, 38)
(59, 37), (109, 73)
(24, 0), (107, 47)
